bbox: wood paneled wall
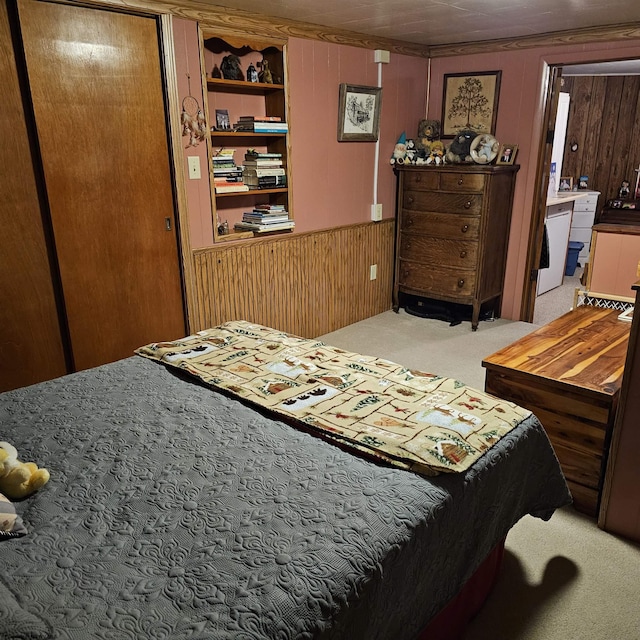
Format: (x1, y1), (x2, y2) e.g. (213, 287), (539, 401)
(561, 75), (640, 204)
(192, 220), (395, 337)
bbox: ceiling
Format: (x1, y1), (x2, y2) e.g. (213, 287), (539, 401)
(196, 0), (640, 48)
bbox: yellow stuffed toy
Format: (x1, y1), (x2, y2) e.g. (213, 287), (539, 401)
(0, 441), (50, 500)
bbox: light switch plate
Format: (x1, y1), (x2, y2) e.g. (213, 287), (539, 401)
(188, 156), (201, 180)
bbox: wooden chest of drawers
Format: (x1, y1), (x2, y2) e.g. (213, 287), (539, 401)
(393, 164), (519, 329)
(482, 306), (630, 517)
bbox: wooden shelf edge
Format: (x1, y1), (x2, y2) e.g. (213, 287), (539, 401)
(207, 78), (285, 93)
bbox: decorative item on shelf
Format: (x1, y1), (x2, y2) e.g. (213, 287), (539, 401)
(180, 74), (207, 148)
(559, 176), (574, 192)
(247, 63), (258, 83)
(257, 59), (273, 83)
(211, 64), (221, 79)
(618, 180), (631, 199)
(496, 143), (518, 165)
(441, 71), (501, 137)
(217, 220), (229, 235)
(444, 129), (476, 163)
(338, 83), (382, 142)
(220, 54), (244, 80)
(578, 175), (589, 190)
(215, 109), (231, 131)
(469, 133), (499, 164)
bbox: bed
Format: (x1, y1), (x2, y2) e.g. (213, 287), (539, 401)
(0, 321), (571, 640)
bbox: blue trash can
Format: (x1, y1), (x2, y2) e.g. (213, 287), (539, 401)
(565, 241), (584, 276)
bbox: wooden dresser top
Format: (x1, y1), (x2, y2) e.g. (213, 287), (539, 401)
(482, 306), (630, 398)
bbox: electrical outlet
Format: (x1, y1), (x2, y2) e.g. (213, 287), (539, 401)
(371, 203), (383, 221)
(188, 156), (201, 180)
(370, 264), (377, 280)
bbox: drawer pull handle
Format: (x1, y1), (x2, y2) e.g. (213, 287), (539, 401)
(461, 224), (469, 233)
(457, 279), (465, 288)
(403, 270), (411, 278)
(460, 250), (467, 258)
(406, 218), (414, 226)
(407, 196), (414, 204)
(406, 242), (412, 250)
(458, 178), (464, 185)
(415, 174), (422, 182)
(464, 200), (472, 209)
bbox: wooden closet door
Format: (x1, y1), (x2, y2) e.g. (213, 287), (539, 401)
(0, 1), (67, 392)
(18, 0), (185, 372)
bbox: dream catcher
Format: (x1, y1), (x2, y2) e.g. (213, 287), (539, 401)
(181, 73), (207, 148)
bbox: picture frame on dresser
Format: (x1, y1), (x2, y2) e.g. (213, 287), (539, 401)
(441, 71), (501, 137)
(337, 84), (382, 142)
(496, 143), (518, 165)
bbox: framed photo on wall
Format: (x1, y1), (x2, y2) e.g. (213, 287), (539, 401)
(441, 71), (501, 137)
(337, 84), (382, 142)
(496, 143), (518, 165)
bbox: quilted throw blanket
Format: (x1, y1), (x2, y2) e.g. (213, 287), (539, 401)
(136, 321), (531, 475)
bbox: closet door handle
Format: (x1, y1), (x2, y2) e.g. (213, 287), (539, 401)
(165, 217), (172, 231)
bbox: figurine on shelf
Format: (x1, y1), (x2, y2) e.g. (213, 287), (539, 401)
(247, 63), (259, 83)
(257, 59), (273, 84)
(619, 180), (631, 199)
(221, 54), (244, 81)
(211, 63), (221, 79)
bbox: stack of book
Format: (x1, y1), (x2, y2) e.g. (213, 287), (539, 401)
(243, 152), (286, 190)
(234, 204), (294, 233)
(234, 116), (289, 134)
(212, 149), (249, 193)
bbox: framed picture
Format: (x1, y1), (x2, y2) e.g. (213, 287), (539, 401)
(215, 109), (231, 131)
(496, 143), (518, 165)
(578, 175), (589, 190)
(441, 71), (501, 137)
(558, 176), (573, 192)
(337, 84), (382, 142)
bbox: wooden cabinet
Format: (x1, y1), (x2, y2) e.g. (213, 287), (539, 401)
(393, 164), (519, 330)
(570, 190), (600, 264)
(200, 34), (292, 242)
(483, 306), (630, 517)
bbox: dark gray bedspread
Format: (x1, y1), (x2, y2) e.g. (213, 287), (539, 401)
(0, 356), (571, 640)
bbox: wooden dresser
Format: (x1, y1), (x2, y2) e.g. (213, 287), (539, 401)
(393, 164), (519, 330)
(482, 306), (630, 517)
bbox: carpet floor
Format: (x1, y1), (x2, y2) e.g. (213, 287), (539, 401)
(319, 309), (640, 640)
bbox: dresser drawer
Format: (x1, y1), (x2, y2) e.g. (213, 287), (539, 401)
(573, 194), (600, 211)
(398, 260), (476, 297)
(401, 211), (480, 239)
(400, 234), (478, 268)
(403, 170), (440, 191)
(572, 210), (595, 228)
(440, 172), (486, 192)
(404, 190), (483, 215)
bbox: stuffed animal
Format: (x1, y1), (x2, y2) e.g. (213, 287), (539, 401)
(445, 129), (477, 164)
(390, 132), (408, 165)
(0, 441), (50, 500)
(426, 140), (446, 165)
(416, 119), (440, 161)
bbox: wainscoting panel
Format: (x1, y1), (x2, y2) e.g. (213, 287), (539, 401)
(192, 220), (395, 337)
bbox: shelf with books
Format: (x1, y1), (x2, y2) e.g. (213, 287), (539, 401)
(200, 32), (292, 243)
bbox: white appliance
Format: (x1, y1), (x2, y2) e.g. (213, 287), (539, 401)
(537, 203), (573, 295)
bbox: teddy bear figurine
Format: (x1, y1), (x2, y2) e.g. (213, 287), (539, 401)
(0, 441), (50, 500)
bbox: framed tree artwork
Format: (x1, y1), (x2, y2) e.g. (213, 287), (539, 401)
(441, 71), (501, 137)
(337, 83), (382, 142)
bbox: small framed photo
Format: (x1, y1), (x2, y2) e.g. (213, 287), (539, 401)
(578, 175), (589, 190)
(496, 143), (518, 165)
(215, 109), (231, 131)
(441, 71), (501, 137)
(337, 84), (382, 142)
(558, 176), (573, 192)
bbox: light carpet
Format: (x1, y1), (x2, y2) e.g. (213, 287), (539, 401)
(319, 309), (640, 640)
